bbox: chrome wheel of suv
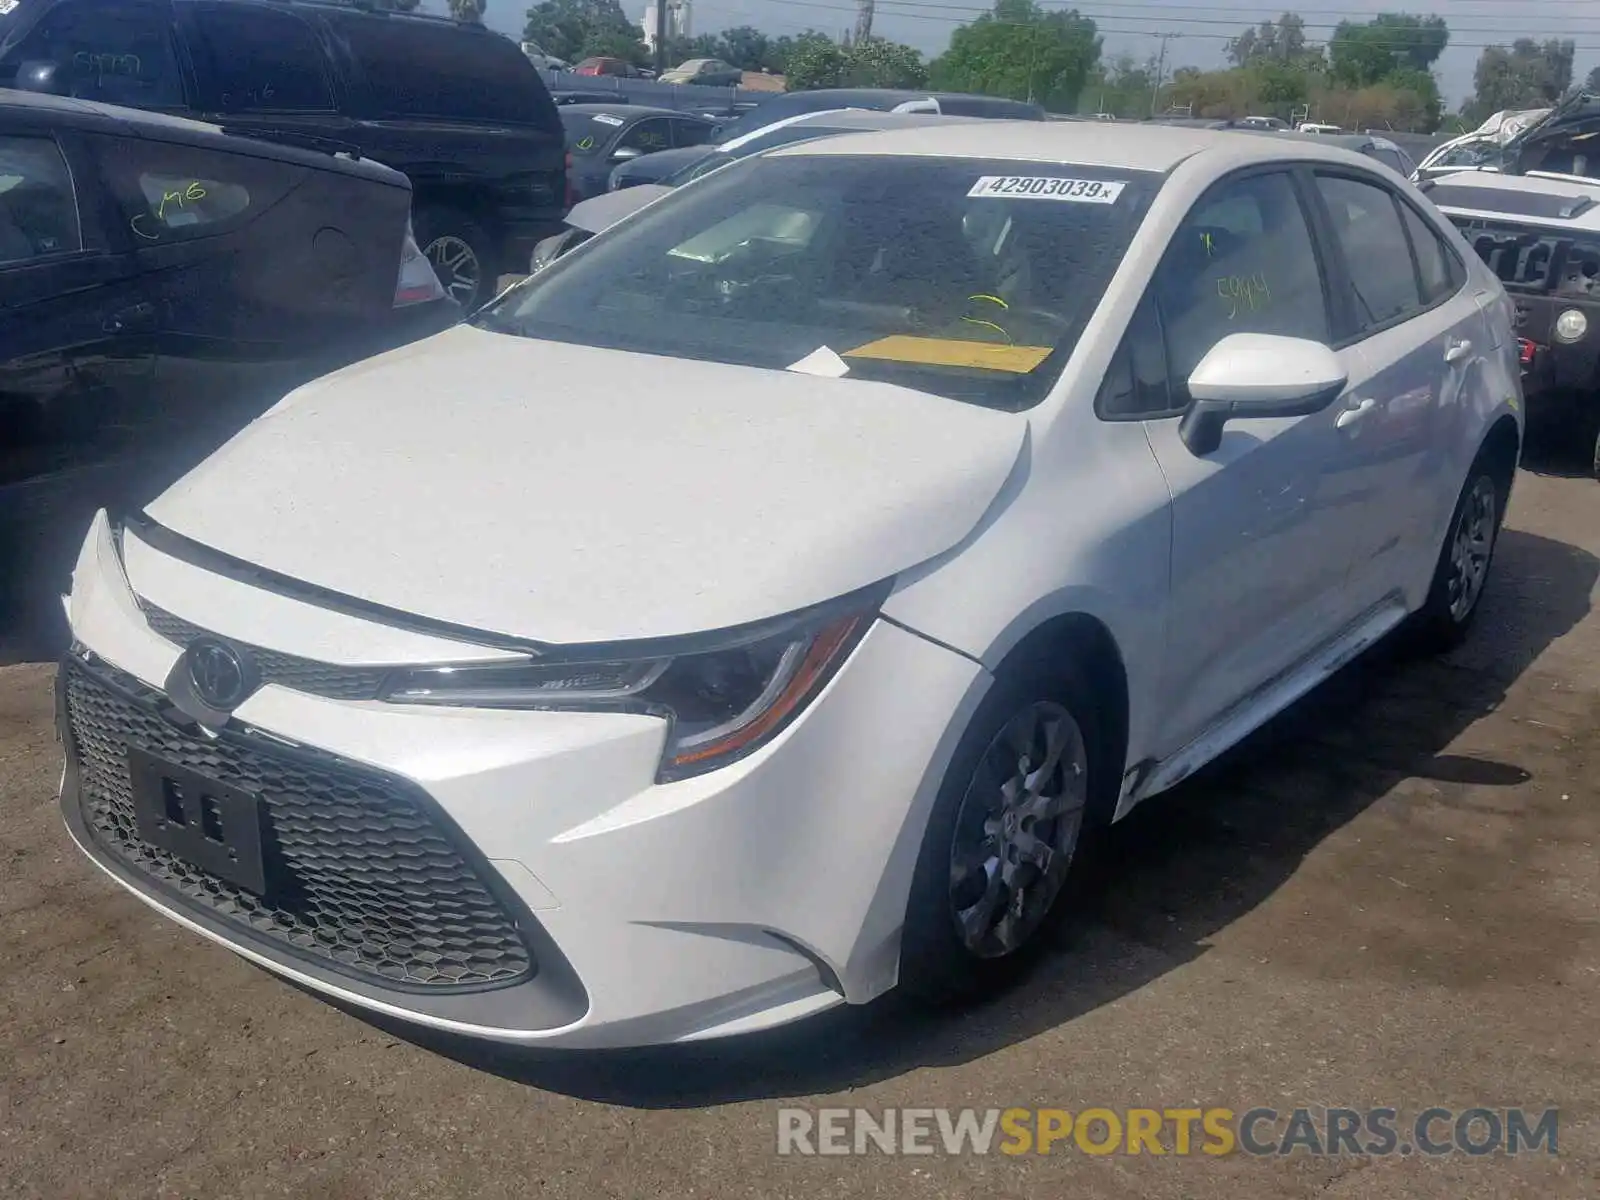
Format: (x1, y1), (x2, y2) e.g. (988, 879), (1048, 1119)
(425, 235), (482, 306)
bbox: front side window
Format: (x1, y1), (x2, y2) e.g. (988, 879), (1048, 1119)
(4, 0), (184, 106)
(189, 6), (333, 112)
(619, 118), (672, 155)
(1153, 170), (1330, 401)
(1315, 173), (1421, 330)
(0, 135), (81, 264)
(475, 154), (1158, 410)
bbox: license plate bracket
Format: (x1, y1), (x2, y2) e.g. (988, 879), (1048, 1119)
(128, 748), (269, 896)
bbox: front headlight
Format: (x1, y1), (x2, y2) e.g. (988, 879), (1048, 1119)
(1555, 308), (1588, 343)
(381, 586), (885, 780)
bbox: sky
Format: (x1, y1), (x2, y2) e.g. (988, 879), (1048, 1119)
(479, 0), (1600, 107)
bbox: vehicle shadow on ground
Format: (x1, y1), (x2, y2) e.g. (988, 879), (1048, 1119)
(1520, 408), (1598, 480)
(350, 522), (1597, 1108)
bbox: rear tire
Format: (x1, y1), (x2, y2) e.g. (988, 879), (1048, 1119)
(415, 208), (495, 309)
(899, 657), (1108, 1005)
(1404, 453), (1508, 654)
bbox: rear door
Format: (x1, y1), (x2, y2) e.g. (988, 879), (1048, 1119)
(178, 1), (349, 138)
(1305, 168), (1475, 612)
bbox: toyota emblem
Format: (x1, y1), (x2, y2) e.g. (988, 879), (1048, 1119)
(184, 637), (257, 711)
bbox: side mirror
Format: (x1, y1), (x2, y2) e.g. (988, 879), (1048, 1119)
(14, 60), (67, 96)
(610, 145), (643, 162)
(1178, 333), (1347, 456)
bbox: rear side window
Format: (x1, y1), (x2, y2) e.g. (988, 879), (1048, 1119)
(188, 6), (335, 112)
(1399, 200), (1464, 304)
(1314, 173), (1421, 330)
(93, 135), (302, 245)
(671, 118), (715, 149)
(3, 0), (184, 106)
(332, 17), (556, 126)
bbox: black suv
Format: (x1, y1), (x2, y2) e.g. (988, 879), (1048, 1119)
(0, 0), (567, 305)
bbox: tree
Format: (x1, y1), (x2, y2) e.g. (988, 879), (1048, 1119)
(1329, 14), (1448, 88)
(448, 0), (485, 22)
(1081, 53), (1154, 117)
(784, 33), (848, 91)
(1226, 12), (1310, 67)
(1465, 38), (1576, 122)
(928, 0), (1100, 112)
(524, 0), (646, 64)
(373, 0), (421, 11)
(718, 26), (773, 71)
(843, 36), (928, 89)
(1588, 64), (1600, 93)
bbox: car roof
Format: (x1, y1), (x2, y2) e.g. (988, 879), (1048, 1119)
(559, 103), (683, 119)
(0, 89), (407, 183)
(768, 119), (1394, 174)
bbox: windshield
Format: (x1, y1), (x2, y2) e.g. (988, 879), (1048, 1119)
(474, 154), (1157, 410)
(561, 110), (628, 154)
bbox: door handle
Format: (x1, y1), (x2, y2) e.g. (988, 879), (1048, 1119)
(1445, 337), (1473, 364)
(1336, 397), (1376, 429)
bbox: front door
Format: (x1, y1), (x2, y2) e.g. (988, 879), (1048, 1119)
(1139, 167), (1364, 757)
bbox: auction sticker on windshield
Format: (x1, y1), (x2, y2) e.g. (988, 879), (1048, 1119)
(968, 176), (1125, 203)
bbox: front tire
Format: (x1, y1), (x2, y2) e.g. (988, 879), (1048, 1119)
(1406, 457), (1507, 653)
(899, 659), (1105, 1005)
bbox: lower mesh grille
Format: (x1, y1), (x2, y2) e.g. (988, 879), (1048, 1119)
(63, 658), (534, 990)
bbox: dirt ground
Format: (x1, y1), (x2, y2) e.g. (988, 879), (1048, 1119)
(1, 456), (1597, 1199)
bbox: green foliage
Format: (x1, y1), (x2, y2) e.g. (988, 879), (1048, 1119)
(373, 0), (421, 11)
(1225, 13), (1312, 68)
(664, 26), (800, 73)
(448, 0), (485, 21)
(1328, 14), (1448, 88)
(928, 0), (1100, 112)
(783, 33), (848, 91)
(524, 0), (646, 64)
(1079, 53), (1153, 117)
(1464, 38), (1575, 123)
(843, 36), (929, 89)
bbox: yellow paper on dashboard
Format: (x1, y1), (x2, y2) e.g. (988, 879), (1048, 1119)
(842, 336), (1053, 374)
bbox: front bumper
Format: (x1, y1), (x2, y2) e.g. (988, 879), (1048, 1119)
(58, 513), (986, 1048)
(1511, 293), (1600, 400)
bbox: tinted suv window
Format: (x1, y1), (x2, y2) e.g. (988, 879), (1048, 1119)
(1398, 200), (1463, 304)
(1154, 170), (1330, 400)
(1315, 173), (1420, 330)
(0, 136), (81, 263)
(334, 17), (557, 125)
(189, 6), (334, 112)
(4, 0), (184, 106)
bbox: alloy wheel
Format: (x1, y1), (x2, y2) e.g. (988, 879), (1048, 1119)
(948, 701), (1088, 959)
(424, 235), (482, 306)
(1446, 475), (1497, 624)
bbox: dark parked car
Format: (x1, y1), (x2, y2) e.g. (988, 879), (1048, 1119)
(0, 90), (454, 638)
(607, 143), (712, 190)
(704, 87), (1045, 143)
(561, 104), (716, 203)
(0, 0), (567, 307)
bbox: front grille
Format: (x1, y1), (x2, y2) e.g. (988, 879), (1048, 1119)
(1448, 217), (1600, 296)
(63, 657), (534, 990)
(140, 602), (390, 701)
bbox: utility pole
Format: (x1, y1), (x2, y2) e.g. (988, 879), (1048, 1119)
(654, 0), (666, 75)
(1149, 32), (1179, 117)
(853, 0), (874, 45)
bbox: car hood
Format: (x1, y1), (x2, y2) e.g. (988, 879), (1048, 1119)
(1505, 93), (1600, 168)
(144, 326), (1028, 645)
(566, 184), (673, 233)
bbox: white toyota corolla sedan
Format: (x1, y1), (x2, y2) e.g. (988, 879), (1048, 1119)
(59, 122), (1522, 1049)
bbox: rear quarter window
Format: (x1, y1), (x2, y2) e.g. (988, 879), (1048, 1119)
(331, 17), (558, 128)
(91, 134), (303, 245)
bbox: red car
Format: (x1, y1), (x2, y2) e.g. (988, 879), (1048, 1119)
(574, 56), (645, 78)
